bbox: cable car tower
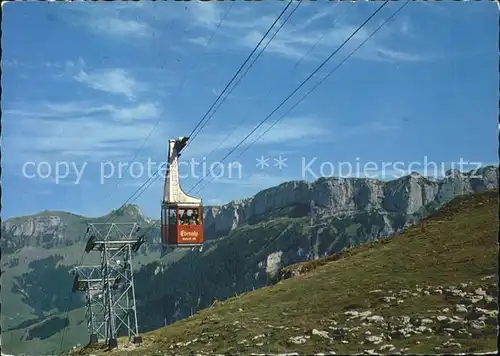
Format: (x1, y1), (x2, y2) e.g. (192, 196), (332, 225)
(161, 136), (204, 251)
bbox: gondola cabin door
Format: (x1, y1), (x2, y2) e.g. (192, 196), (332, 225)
(161, 203), (203, 248)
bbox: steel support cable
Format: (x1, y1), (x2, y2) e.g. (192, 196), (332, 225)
(98, 5), (234, 227)
(59, 7), (406, 349)
(106, 1), (295, 211)
(129, 1), (302, 203)
(194, 0), (411, 195)
(183, 0), (295, 150)
(186, 0), (390, 194)
(195, 0), (354, 178)
(186, 0), (303, 149)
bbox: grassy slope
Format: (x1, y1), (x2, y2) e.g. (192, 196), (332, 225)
(0, 242), (183, 356)
(71, 189), (498, 355)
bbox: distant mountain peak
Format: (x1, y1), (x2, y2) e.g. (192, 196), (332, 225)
(110, 204), (152, 223)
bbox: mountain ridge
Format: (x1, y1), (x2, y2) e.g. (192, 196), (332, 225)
(67, 189), (499, 356)
(1, 167), (498, 355)
(3, 166), (497, 253)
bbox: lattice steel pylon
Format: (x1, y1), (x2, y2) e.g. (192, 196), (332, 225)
(72, 265), (107, 344)
(84, 222), (145, 349)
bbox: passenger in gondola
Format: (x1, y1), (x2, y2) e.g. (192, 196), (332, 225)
(192, 209), (200, 225)
(184, 209), (192, 225)
(179, 210), (188, 225)
(182, 209), (189, 225)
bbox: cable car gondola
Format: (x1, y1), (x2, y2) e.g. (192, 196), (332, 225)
(161, 136), (204, 251)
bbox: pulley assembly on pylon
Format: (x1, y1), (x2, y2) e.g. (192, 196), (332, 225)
(161, 136), (204, 251)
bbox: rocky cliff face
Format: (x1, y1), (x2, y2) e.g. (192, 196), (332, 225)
(1, 214), (74, 253)
(3, 215), (63, 237)
(1, 166), (498, 355)
(3, 167), (497, 254)
(0, 205), (149, 253)
(202, 166), (499, 238)
(133, 167), (498, 332)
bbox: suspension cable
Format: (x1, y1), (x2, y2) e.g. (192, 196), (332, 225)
(194, 0), (411, 195)
(97, 5), (234, 227)
(186, 0), (391, 194)
(107, 1), (296, 210)
(185, 0), (304, 149)
(193, 1), (356, 185)
(183, 0), (295, 150)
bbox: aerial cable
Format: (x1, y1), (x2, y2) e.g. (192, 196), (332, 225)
(194, 0), (411, 195)
(196, 0), (354, 175)
(59, 5), (409, 350)
(186, 0), (391, 194)
(185, 0), (294, 143)
(186, 0), (303, 147)
(183, 0), (295, 151)
(98, 5), (234, 228)
(105, 0), (296, 212)
(61, 8), (237, 346)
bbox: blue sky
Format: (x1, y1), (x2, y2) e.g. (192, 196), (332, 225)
(2, 0), (498, 219)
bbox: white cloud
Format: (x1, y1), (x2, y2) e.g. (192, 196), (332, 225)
(297, 6), (339, 29)
(51, 2), (441, 65)
(3, 101), (166, 164)
(74, 68), (146, 101)
(189, 1), (221, 28)
(184, 116), (329, 159)
(6, 118), (159, 161)
(333, 121), (400, 139)
(182, 2), (436, 65)
(184, 117), (399, 160)
(251, 117), (328, 144)
(373, 48), (426, 62)
(62, 2), (154, 40)
(52, 2), (433, 64)
(238, 29), (308, 60)
(188, 36), (210, 47)
(240, 22), (431, 65)
(1, 59), (19, 67)
(5, 101), (161, 122)
(88, 17), (152, 39)
(112, 102), (161, 122)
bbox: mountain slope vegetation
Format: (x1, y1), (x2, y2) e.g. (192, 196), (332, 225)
(69, 189), (499, 355)
(1, 168), (497, 355)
